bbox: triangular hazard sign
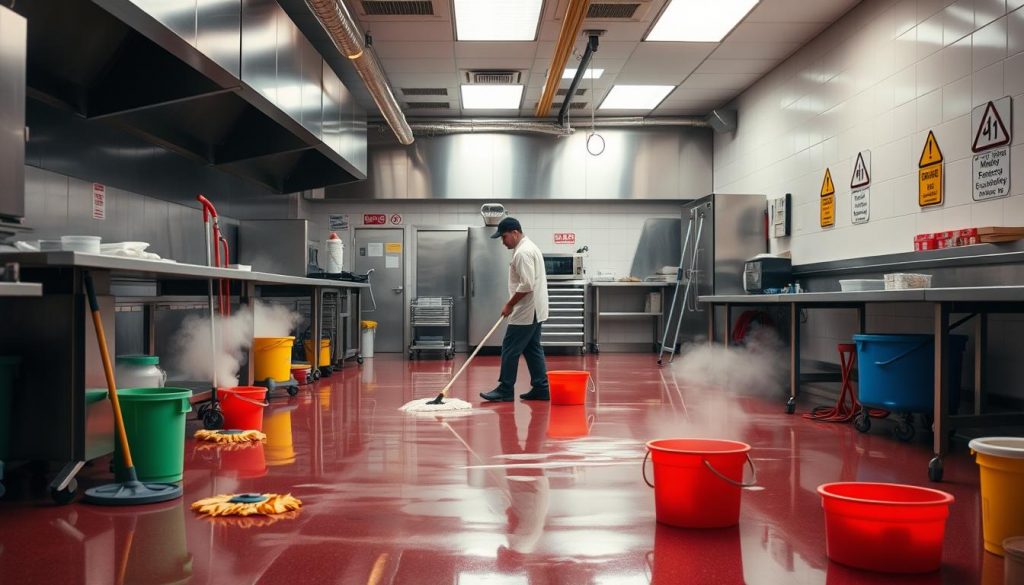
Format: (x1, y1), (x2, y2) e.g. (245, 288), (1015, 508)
(851, 152), (870, 189)
(820, 168), (835, 197)
(972, 101), (1010, 152)
(919, 131), (943, 167)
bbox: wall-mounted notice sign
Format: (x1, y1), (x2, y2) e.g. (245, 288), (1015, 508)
(553, 232), (575, 244)
(918, 130), (944, 207)
(851, 150), (871, 224)
(363, 214), (386, 225)
(92, 183), (106, 220)
(820, 168), (835, 228)
(329, 214), (349, 231)
(972, 97), (1012, 201)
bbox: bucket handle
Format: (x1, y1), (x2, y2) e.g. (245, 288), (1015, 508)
(704, 454), (758, 489)
(642, 450), (759, 489)
(587, 376), (597, 393)
(260, 338), (294, 349)
(226, 391), (269, 408)
(179, 398), (193, 414)
(873, 340), (930, 367)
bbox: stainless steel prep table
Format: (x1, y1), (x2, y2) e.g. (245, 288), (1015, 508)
(590, 281), (673, 354)
(700, 287), (1024, 482)
(0, 251), (366, 502)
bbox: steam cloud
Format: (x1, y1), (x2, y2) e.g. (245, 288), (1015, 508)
(171, 301), (302, 387)
(672, 324), (788, 398)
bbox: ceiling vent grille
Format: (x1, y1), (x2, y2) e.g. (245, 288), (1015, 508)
(465, 70), (522, 84)
(402, 87), (448, 96)
(406, 102), (451, 109)
(361, 0), (434, 16)
(556, 88), (587, 96)
(549, 101), (589, 110)
(587, 2), (641, 18)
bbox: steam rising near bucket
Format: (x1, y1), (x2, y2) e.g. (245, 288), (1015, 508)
(170, 301), (302, 387)
(672, 325), (787, 398)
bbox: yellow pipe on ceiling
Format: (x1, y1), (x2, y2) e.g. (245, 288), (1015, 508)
(534, 0), (592, 117)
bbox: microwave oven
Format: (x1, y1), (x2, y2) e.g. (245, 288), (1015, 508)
(543, 254), (584, 280)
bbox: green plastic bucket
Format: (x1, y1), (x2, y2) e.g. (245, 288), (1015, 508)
(112, 387), (192, 483)
(0, 356), (21, 460)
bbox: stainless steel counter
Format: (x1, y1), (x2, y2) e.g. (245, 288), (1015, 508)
(698, 285), (1024, 482)
(590, 281), (674, 287)
(0, 281), (42, 297)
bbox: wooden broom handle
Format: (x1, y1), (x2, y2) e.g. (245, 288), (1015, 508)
(441, 315), (505, 396)
(85, 273), (134, 469)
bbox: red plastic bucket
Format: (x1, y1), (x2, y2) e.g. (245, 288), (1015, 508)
(817, 482), (955, 573)
(548, 370), (593, 405)
(219, 386), (268, 431)
(291, 364), (310, 385)
(644, 438), (755, 528)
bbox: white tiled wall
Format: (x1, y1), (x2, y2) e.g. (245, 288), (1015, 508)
(715, 0), (1024, 263)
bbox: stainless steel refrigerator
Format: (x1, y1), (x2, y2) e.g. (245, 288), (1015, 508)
(675, 194), (767, 344)
(468, 226), (511, 347)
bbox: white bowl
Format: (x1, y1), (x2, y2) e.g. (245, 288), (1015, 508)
(61, 235), (101, 253)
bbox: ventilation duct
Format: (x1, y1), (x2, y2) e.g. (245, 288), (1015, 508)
(370, 116), (710, 137)
(305, 0), (414, 145)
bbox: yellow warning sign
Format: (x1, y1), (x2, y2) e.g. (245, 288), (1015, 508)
(385, 242), (402, 254)
(820, 194), (835, 228)
(919, 130), (943, 167)
(919, 164), (944, 207)
(820, 168), (835, 197)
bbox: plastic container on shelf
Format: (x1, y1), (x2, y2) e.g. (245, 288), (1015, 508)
(60, 235), (101, 253)
(326, 232), (344, 273)
(884, 273), (932, 290)
(839, 279), (885, 292)
(38, 240), (62, 251)
(115, 355), (167, 389)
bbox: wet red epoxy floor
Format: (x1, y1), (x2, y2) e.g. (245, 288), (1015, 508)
(0, 354), (1007, 584)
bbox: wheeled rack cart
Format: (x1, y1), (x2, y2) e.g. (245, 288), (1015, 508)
(409, 296), (455, 359)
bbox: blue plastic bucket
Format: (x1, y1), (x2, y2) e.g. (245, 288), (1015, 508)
(853, 334), (967, 413)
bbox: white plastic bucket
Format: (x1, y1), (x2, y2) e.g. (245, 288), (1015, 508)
(362, 327), (376, 358)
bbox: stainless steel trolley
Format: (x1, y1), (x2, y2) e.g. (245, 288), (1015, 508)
(409, 296), (455, 359)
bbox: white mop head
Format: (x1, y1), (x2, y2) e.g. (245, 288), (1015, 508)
(400, 397), (473, 413)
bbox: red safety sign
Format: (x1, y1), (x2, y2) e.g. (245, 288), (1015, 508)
(363, 214), (386, 225)
(554, 232), (575, 244)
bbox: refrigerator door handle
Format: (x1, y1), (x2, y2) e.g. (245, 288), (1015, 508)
(470, 274), (475, 297)
(462, 275), (468, 298)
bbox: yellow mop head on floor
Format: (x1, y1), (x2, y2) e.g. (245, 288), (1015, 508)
(194, 429), (266, 443)
(191, 493), (302, 517)
(196, 510), (301, 528)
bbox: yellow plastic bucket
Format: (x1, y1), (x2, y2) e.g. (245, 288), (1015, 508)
(303, 338), (331, 368)
(969, 437), (1024, 555)
(263, 407), (296, 466)
(253, 337), (294, 383)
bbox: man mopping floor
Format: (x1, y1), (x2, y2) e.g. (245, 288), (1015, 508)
(480, 217), (551, 403)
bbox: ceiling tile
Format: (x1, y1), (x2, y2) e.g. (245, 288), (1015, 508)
(615, 42), (716, 84)
(665, 87), (736, 101)
(745, 0), (860, 23)
(454, 42), (539, 60)
(725, 21), (829, 43)
(455, 58), (536, 70)
(361, 22), (454, 42)
(373, 41), (454, 59)
(380, 59), (459, 73)
(582, 21), (661, 42)
(679, 73), (763, 90)
(709, 41), (801, 60)
(696, 58), (779, 74)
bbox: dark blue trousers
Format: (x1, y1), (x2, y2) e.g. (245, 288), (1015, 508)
(496, 318), (549, 395)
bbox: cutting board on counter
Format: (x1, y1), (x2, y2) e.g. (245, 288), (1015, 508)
(978, 226), (1024, 243)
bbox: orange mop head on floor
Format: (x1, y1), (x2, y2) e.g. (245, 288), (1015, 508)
(192, 493), (302, 517)
(194, 429), (266, 443)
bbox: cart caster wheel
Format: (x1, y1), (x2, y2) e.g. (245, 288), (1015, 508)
(287, 385), (299, 397)
(357, 356), (364, 365)
(202, 409), (224, 430)
(312, 369), (321, 381)
(785, 397), (796, 415)
(894, 422), (915, 442)
(197, 403), (209, 420)
(854, 413), (871, 433)
(445, 351), (453, 360)
(321, 366), (333, 377)
(928, 457), (943, 482)
(51, 479), (77, 505)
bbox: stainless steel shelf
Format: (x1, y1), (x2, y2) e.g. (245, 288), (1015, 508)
(0, 282), (42, 297)
(598, 311), (661, 317)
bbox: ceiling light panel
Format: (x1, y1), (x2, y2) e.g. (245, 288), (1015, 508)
(454, 0), (543, 41)
(599, 85), (675, 110)
(461, 85), (525, 109)
(646, 0), (759, 42)
(562, 68), (605, 79)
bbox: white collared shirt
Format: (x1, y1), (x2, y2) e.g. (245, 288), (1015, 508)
(507, 236), (548, 325)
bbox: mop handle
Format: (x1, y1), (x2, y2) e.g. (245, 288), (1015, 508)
(84, 272), (135, 470)
(441, 315), (505, 396)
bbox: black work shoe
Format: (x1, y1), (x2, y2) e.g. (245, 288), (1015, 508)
(519, 388), (550, 401)
(480, 389), (514, 402)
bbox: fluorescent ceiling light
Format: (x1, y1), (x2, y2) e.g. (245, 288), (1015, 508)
(461, 85), (524, 109)
(562, 68), (605, 80)
(646, 0), (759, 42)
(599, 85), (675, 110)
(454, 0), (543, 41)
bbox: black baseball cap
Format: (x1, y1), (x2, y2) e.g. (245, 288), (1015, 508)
(491, 217), (522, 238)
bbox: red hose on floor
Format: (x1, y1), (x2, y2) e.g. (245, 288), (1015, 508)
(803, 344), (888, 423)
